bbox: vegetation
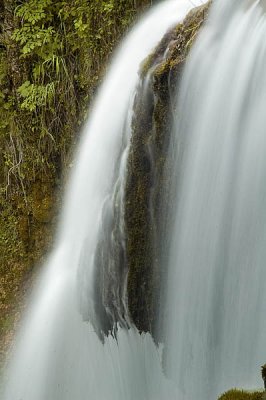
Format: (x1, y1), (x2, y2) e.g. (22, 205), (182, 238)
(0, 0), (152, 363)
(218, 390), (264, 400)
(0, 2), (264, 400)
(125, 2), (210, 337)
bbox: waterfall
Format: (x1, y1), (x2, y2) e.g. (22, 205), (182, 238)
(0, 1), (203, 400)
(166, 0), (266, 399)
(3, 0), (266, 399)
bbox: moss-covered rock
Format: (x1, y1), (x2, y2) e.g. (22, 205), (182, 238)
(82, 3), (210, 339)
(218, 390), (264, 400)
(125, 2), (210, 337)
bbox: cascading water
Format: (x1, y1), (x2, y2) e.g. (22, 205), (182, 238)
(3, 0), (266, 399)
(0, 1), (204, 399)
(166, 0), (266, 399)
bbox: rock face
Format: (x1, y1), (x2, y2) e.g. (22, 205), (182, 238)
(126, 2), (210, 338)
(92, 3), (210, 339)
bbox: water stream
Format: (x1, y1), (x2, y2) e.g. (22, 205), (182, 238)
(2, 0), (266, 399)
(1, 1), (203, 399)
(166, 0), (266, 398)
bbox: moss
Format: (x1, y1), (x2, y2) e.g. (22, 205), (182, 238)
(140, 3), (210, 79)
(0, 0), (153, 364)
(125, 2), (210, 337)
(0, 0), (210, 353)
(30, 181), (56, 223)
(0, 179), (58, 366)
(218, 390), (264, 400)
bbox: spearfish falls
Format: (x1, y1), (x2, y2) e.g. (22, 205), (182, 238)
(2, 0), (266, 399)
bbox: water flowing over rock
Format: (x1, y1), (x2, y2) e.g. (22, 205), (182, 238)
(90, 2), (209, 339)
(125, 2), (209, 339)
(3, 0), (266, 399)
(0, 1), (205, 399)
(82, 1), (208, 340)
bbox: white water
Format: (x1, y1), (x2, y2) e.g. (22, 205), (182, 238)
(166, 0), (266, 399)
(1, 1), (205, 400)
(4, 1), (266, 399)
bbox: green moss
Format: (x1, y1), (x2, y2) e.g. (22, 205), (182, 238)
(218, 390), (264, 400)
(0, 0), (153, 363)
(0, 0), (210, 354)
(125, 2), (210, 337)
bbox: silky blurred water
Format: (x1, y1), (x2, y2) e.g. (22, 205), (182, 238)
(1, 1), (204, 399)
(4, 1), (265, 399)
(166, 0), (266, 398)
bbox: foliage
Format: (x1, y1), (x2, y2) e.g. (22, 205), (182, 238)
(0, 0), (152, 363)
(17, 81), (55, 111)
